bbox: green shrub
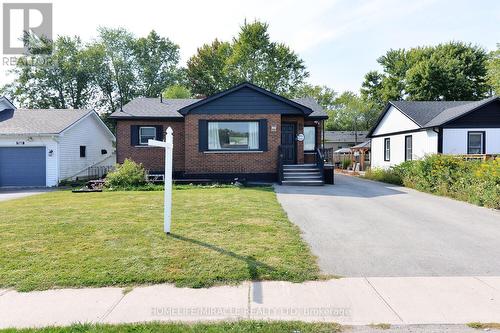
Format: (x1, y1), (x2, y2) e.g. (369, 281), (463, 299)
(105, 159), (147, 188)
(342, 158), (352, 169)
(364, 155), (500, 209)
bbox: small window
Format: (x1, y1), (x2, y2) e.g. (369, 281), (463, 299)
(468, 132), (485, 154)
(405, 135), (412, 161)
(80, 146), (86, 158)
(384, 138), (390, 161)
(208, 121), (259, 150)
(304, 126), (316, 151)
(101, 149), (107, 155)
(139, 127), (156, 145)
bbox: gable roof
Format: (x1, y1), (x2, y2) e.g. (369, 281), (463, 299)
(0, 96), (16, 111)
(177, 82), (313, 115)
(368, 96), (499, 137)
(0, 108), (94, 135)
(109, 82), (327, 120)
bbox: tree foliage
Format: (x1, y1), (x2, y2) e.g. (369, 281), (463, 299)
(486, 44), (500, 95)
(162, 84), (192, 99)
(186, 20), (308, 96)
(361, 42), (490, 110)
(3, 28), (182, 115)
(328, 92), (379, 131)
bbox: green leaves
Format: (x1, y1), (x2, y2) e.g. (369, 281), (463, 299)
(361, 42), (491, 109)
(186, 20), (308, 97)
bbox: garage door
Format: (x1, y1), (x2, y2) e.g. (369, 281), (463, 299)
(0, 147), (46, 186)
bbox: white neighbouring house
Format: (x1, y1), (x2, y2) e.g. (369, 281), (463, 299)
(0, 97), (116, 187)
(367, 96), (500, 168)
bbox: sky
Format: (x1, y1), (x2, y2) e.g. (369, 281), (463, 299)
(1, 0), (499, 94)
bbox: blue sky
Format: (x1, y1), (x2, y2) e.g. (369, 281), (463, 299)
(1, 0), (498, 94)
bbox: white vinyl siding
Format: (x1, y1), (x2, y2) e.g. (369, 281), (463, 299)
(58, 113), (115, 180)
(372, 130), (438, 168)
(443, 128), (500, 154)
(372, 106), (419, 136)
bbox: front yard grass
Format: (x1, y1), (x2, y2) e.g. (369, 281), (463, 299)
(0, 321), (342, 333)
(0, 186), (320, 291)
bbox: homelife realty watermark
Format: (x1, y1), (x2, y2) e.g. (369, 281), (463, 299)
(2, 2), (52, 66)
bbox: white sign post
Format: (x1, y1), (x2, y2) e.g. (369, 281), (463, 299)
(148, 127), (173, 234)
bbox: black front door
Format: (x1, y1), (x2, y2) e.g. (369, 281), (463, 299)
(281, 123), (296, 164)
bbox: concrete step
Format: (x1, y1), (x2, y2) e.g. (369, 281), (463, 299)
(283, 164), (316, 168)
(283, 168), (319, 172)
(281, 180), (325, 186)
(283, 172), (321, 176)
(284, 176), (323, 181)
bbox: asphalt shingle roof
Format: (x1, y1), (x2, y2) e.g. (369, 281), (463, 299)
(0, 108), (92, 135)
(390, 96), (499, 127)
(109, 96), (327, 119)
(325, 131), (369, 143)
(109, 97), (200, 118)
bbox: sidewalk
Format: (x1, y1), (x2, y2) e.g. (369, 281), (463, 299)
(1, 277), (500, 329)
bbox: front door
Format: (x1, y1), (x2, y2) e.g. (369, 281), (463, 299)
(281, 123), (296, 164)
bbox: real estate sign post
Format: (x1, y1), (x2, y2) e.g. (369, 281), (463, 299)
(148, 127), (173, 234)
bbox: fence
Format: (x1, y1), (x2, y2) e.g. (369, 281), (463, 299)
(86, 165), (114, 180)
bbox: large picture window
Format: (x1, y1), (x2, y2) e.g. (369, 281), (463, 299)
(467, 131), (485, 154)
(139, 127), (156, 145)
(384, 138), (390, 161)
(304, 126), (316, 151)
(404, 135), (412, 161)
(208, 121), (259, 150)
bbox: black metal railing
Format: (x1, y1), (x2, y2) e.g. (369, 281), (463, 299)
(277, 145), (284, 184)
(316, 148), (325, 182)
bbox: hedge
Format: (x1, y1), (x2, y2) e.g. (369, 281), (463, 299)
(364, 155), (499, 209)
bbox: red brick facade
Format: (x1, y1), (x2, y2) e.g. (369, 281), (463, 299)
(115, 115), (322, 177)
(184, 114), (281, 174)
(116, 120), (185, 173)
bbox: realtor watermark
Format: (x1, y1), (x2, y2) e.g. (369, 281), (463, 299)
(2, 2), (52, 66)
(151, 306), (351, 318)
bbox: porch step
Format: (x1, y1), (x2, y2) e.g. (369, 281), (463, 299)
(281, 180), (325, 186)
(283, 167), (319, 172)
(283, 164), (316, 168)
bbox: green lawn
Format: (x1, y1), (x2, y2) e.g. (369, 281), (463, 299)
(0, 186), (320, 291)
(0, 321), (341, 333)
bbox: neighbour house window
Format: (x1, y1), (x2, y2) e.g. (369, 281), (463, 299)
(208, 121), (259, 150)
(80, 146), (86, 158)
(405, 135), (413, 161)
(139, 127), (156, 145)
(384, 138), (390, 161)
(304, 126), (316, 151)
(467, 132), (485, 154)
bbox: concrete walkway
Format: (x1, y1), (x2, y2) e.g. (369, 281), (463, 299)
(275, 174), (500, 276)
(2, 277), (500, 329)
(0, 188), (52, 202)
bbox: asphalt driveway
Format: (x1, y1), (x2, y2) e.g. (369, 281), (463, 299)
(275, 174), (500, 277)
(0, 188), (51, 202)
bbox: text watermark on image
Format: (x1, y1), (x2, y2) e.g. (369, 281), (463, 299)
(2, 2), (52, 66)
(151, 306), (351, 318)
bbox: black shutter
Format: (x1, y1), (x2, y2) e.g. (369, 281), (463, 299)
(155, 125), (164, 141)
(130, 125), (139, 145)
(198, 120), (208, 152)
(259, 119), (268, 151)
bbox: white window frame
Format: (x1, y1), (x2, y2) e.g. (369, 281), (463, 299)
(467, 131), (484, 154)
(207, 121), (259, 151)
(303, 126), (316, 152)
(404, 135), (412, 161)
(139, 126), (156, 145)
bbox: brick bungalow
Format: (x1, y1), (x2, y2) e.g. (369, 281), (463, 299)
(109, 82), (328, 183)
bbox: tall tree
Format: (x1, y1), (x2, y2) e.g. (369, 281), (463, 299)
(2, 35), (95, 109)
(186, 39), (232, 96)
(186, 20), (308, 96)
(486, 43), (500, 95)
(134, 30), (180, 97)
(328, 92), (379, 132)
(361, 42), (490, 109)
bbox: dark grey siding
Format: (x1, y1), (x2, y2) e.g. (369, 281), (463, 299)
(188, 87), (304, 115)
(0, 147), (46, 186)
(445, 100), (500, 128)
